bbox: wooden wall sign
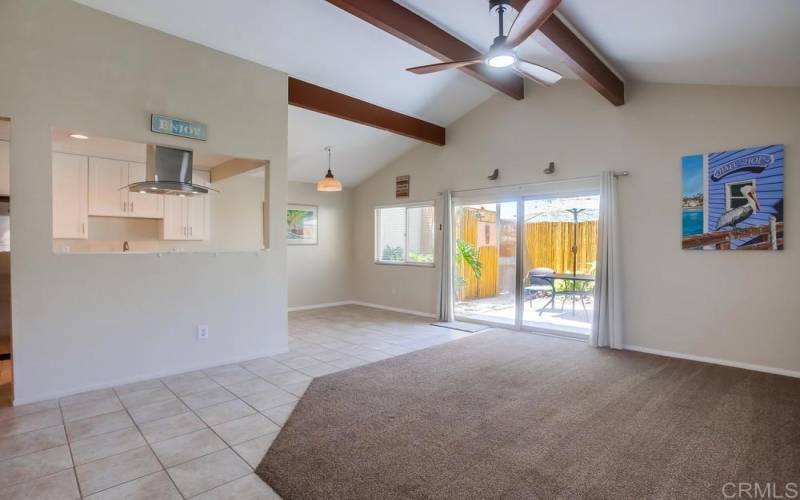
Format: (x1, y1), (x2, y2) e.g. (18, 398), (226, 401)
(396, 175), (410, 198)
(151, 114), (208, 141)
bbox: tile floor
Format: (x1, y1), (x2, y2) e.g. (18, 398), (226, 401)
(0, 305), (474, 499)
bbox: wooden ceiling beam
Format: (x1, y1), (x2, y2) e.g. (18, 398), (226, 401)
(512, 1), (624, 106)
(326, 0), (524, 100)
(288, 77), (446, 146)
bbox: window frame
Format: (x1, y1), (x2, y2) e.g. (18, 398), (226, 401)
(374, 200), (436, 267)
(725, 180), (756, 211)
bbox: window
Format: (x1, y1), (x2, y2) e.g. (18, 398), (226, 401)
(726, 180), (755, 210)
(375, 203), (435, 265)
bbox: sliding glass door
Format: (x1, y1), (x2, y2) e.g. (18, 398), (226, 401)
(521, 195), (599, 335)
(453, 202), (517, 326)
(452, 187), (599, 337)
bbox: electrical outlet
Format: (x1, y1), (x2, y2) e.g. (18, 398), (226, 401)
(197, 325), (209, 340)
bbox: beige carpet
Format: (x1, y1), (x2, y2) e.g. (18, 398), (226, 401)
(257, 330), (800, 499)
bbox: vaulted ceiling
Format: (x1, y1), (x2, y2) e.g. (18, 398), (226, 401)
(75, 0), (800, 186)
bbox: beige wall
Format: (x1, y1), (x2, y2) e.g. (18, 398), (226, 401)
(352, 80), (800, 374)
(210, 171), (267, 253)
(288, 182), (353, 309)
(0, 0), (289, 403)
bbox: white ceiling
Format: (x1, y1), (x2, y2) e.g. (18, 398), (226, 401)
(74, 0), (800, 186)
(558, 0), (800, 87)
(288, 107), (418, 186)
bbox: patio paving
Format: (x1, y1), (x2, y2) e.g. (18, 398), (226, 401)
(456, 294), (593, 335)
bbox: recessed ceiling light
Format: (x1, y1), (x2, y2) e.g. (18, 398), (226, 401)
(69, 133), (89, 140)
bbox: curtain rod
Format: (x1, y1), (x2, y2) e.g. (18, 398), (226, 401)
(438, 171), (630, 196)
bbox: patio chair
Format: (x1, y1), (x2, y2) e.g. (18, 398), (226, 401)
(524, 268), (556, 316)
(557, 279), (595, 321)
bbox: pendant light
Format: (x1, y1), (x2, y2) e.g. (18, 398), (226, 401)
(317, 146), (342, 192)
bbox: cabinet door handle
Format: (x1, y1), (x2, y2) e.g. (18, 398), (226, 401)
(130, 201), (134, 213)
(82, 223), (85, 235)
(189, 226), (193, 237)
(123, 201), (127, 212)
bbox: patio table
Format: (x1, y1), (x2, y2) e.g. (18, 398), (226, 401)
(535, 273), (595, 316)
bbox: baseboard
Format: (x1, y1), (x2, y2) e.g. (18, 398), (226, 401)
(12, 349), (286, 406)
(623, 344), (800, 379)
(288, 301), (353, 312)
(288, 299), (437, 319)
(350, 301), (437, 319)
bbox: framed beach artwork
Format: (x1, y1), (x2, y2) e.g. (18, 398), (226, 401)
(682, 145), (784, 250)
(287, 204), (318, 245)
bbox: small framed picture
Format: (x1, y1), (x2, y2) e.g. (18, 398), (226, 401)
(396, 175), (410, 198)
(287, 204), (318, 245)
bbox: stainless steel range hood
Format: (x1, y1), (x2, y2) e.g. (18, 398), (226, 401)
(127, 145), (212, 196)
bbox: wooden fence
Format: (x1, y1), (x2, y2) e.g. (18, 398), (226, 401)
(456, 208), (598, 301)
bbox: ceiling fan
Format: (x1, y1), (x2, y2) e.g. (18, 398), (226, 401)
(406, 0), (562, 86)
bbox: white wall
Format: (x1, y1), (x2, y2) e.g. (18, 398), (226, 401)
(0, 0), (289, 403)
(288, 182), (353, 309)
(352, 80), (800, 375)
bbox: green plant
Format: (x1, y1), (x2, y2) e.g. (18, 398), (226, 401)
(381, 245), (403, 262)
(408, 251), (433, 263)
(455, 239), (481, 287)
(555, 278), (594, 294)
(287, 209), (310, 238)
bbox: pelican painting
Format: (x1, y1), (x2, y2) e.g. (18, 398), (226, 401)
(715, 185), (760, 231)
(681, 144), (783, 250)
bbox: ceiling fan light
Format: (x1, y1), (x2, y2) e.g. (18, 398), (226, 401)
(486, 51), (516, 68)
(317, 170), (342, 192)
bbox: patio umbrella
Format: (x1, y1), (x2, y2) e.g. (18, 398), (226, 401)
(525, 197), (598, 315)
(524, 197), (598, 276)
(565, 208), (584, 278)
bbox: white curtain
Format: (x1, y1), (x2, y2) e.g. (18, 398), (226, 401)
(438, 190), (455, 322)
(591, 172), (623, 348)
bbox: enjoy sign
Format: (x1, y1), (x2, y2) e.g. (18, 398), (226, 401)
(150, 114), (207, 141)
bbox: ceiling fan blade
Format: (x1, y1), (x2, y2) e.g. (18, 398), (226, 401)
(514, 60), (563, 86)
(406, 58), (483, 74)
(506, 0), (561, 49)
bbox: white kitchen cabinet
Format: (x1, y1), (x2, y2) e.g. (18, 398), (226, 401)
(160, 170), (210, 241)
(89, 157), (127, 216)
(186, 170), (210, 240)
(127, 162), (163, 218)
(89, 158), (163, 219)
(161, 194), (186, 240)
(52, 153), (88, 239)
